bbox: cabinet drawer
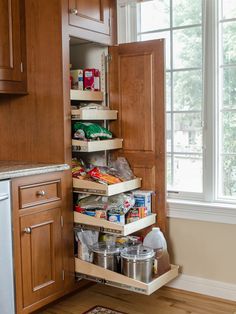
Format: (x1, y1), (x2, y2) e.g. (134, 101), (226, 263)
(19, 180), (61, 209)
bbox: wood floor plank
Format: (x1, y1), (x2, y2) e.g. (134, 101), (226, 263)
(36, 284), (236, 314)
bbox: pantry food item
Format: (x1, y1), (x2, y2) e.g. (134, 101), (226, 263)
(121, 246), (155, 283)
(126, 207), (147, 223)
(91, 242), (120, 271)
(75, 230), (99, 262)
(109, 157), (135, 181)
(72, 158), (87, 179)
(83, 68), (100, 91)
(143, 227), (171, 276)
(70, 69), (83, 90)
(132, 190), (153, 215)
(107, 211), (125, 225)
(73, 122), (113, 140)
(88, 167), (122, 185)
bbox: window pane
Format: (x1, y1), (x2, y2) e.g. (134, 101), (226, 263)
(140, 0), (170, 32)
(222, 111), (236, 154)
(174, 112), (202, 153)
(222, 0), (236, 20)
(222, 22), (236, 65)
(222, 67), (236, 109)
(173, 70), (202, 111)
(220, 155), (236, 197)
(140, 31), (171, 69)
(172, 154), (202, 192)
(166, 72), (171, 111)
(167, 113), (172, 152)
(173, 0), (202, 27)
(167, 154), (173, 187)
(173, 27), (202, 69)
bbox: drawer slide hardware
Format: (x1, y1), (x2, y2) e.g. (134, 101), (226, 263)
(75, 273), (146, 293)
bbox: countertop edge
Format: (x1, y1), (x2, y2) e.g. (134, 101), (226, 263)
(0, 164), (70, 180)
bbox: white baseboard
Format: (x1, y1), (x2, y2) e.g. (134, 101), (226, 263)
(166, 274), (236, 302)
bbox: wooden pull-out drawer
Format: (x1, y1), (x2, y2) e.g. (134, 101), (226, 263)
(19, 180), (61, 209)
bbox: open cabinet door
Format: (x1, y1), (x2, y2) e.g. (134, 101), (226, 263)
(109, 40), (166, 232)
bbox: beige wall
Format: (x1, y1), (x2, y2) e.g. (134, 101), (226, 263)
(167, 218), (236, 284)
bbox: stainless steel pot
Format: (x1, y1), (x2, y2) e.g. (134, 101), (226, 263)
(121, 246), (155, 283)
(91, 242), (120, 272)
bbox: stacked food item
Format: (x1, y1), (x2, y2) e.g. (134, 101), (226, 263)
(72, 157), (153, 225)
(70, 68), (100, 91)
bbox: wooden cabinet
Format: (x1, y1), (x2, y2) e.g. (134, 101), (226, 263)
(20, 206), (63, 308)
(12, 171), (72, 314)
(0, 0), (27, 93)
(68, 0), (117, 45)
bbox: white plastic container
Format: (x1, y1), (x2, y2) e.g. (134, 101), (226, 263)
(143, 227), (171, 276)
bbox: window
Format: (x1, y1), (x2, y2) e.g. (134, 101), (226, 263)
(218, 0), (236, 200)
(117, 0), (236, 204)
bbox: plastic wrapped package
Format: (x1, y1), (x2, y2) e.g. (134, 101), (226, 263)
(109, 157), (135, 181)
(73, 122), (113, 140)
(75, 230), (99, 262)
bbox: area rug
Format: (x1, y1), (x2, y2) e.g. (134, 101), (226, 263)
(83, 305), (127, 314)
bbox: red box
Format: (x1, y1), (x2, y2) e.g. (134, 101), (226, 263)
(83, 69), (100, 91)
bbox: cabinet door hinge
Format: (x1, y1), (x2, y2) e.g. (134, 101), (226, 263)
(106, 54), (112, 62)
(20, 62), (23, 73)
(62, 270), (65, 281)
(60, 216), (64, 228)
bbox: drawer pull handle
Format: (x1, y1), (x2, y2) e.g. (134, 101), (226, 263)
(24, 227), (32, 234)
(70, 8), (78, 15)
(36, 190), (46, 197)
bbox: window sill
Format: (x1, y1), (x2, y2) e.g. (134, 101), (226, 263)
(167, 199), (236, 224)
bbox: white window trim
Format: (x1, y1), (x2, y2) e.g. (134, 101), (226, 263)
(167, 199), (236, 224)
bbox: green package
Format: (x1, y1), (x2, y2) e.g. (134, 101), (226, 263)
(73, 122), (112, 140)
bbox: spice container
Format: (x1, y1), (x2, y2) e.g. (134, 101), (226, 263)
(121, 246), (155, 283)
(91, 242), (120, 272)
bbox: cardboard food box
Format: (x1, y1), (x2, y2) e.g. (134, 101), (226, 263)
(70, 69), (83, 90)
(132, 190), (153, 215)
(83, 68), (100, 91)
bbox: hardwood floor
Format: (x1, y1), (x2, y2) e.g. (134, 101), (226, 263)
(36, 284), (236, 314)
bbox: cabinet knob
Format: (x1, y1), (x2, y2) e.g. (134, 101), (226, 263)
(24, 227), (32, 234)
(70, 8), (78, 15)
(36, 190), (46, 197)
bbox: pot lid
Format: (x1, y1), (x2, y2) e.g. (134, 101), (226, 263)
(91, 242), (120, 255)
(121, 245), (155, 260)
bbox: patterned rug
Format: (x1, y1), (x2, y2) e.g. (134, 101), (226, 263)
(83, 306), (127, 314)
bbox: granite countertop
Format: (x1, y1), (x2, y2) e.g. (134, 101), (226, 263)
(0, 161), (70, 180)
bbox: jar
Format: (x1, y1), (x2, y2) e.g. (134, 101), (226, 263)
(91, 242), (120, 272)
(121, 246), (155, 283)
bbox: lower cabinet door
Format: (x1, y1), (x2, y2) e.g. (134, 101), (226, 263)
(20, 207), (63, 307)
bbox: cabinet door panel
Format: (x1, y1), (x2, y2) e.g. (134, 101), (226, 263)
(109, 40), (166, 231)
(69, 0), (110, 35)
(20, 207), (63, 307)
(0, 0), (22, 82)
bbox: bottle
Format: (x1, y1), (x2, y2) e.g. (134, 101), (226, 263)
(143, 227), (171, 276)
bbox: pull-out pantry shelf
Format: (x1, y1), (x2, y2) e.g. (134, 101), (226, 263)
(74, 212), (156, 235)
(70, 90), (103, 101)
(73, 177), (142, 196)
(72, 138), (123, 152)
(75, 258), (179, 295)
(71, 109), (118, 120)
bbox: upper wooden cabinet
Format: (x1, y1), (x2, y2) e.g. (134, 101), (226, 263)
(0, 0), (27, 94)
(68, 0), (117, 45)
